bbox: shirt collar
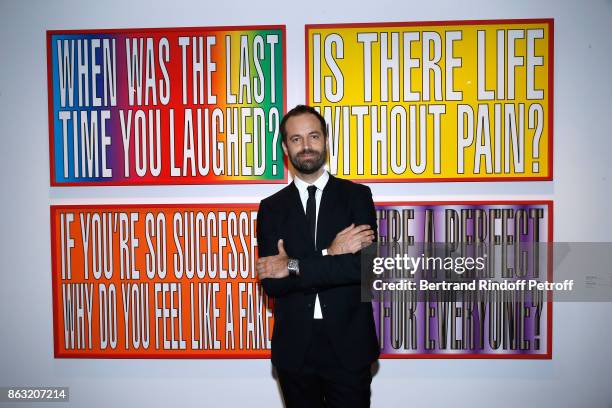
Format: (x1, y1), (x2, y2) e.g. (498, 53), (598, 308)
(294, 170), (329, 195)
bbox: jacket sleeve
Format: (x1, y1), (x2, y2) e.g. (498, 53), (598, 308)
(257, 199), (301, 298)
(298, 185), (377, 289)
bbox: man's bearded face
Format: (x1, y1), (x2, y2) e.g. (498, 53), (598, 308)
(283, 113), (327, 175)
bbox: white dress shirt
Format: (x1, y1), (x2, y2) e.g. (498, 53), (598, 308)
(293, 170), (329, 319)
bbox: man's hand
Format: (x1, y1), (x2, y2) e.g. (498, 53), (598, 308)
(328, 224), (375, 255)
(257, 239), (290, 279)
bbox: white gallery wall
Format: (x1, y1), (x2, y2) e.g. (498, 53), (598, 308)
(1, 0), (611, 406)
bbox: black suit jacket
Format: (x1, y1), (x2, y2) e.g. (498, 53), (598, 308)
(257, 174), (379, 371)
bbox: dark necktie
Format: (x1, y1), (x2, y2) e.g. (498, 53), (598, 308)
(306, 185), (317, 247)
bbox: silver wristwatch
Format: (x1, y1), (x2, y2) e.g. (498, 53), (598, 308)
(287, 258), (300, 277)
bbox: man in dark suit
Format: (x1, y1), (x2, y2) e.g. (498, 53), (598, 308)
(256, 105), (379, 407)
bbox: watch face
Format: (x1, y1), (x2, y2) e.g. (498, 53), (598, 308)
(288, 259), (299, 275)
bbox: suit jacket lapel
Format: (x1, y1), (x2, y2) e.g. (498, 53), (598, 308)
(287, 182), (316, 250)
(317, 175), (340, 249)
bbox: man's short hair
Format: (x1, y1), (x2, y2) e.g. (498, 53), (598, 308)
(280, 105), (328, 144)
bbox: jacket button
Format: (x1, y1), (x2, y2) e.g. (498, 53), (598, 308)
(307, 303), (312, 307)
(323, 304), (327, 308)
